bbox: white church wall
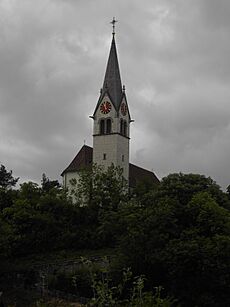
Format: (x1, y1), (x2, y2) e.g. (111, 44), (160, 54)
(93, 134), (129, 181)
(63, 171), (80, 203)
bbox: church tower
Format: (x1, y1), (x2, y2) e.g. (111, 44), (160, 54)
(61, 20), (159, 193)
(92, 19), (131, 183)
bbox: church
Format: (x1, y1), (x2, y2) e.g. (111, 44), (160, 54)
(61, 20), (159, 189)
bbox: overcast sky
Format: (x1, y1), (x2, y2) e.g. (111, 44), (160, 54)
(1, 0), (230, 189)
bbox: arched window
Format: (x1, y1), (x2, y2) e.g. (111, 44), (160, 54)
(100, 119), (105, 134)
(120, 119), (123, 134)
(124, 121), (127, 136)
(106, 119), (111, 134)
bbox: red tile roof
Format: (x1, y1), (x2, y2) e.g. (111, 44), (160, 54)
(61, 145), (159, 187)
(129, 163), (159, 187)
(61, 145), (92, 176)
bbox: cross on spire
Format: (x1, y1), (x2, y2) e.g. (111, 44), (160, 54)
(110, 17), (117, 36)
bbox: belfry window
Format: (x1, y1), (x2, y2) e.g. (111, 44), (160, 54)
(100, 119), (105, 134)
(124, 121), (127, 136)
(100, 118), (112, 134)
(120, 119), (123, 134)
(106, 119), (111, 134)
(120, 119), (127, 136)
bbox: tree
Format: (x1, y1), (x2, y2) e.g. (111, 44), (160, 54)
(70, 164), (128, 208)
(159, 173), (230, 209)
(226, 184), (230, 200)
(0, 165), (19, 189)
(1, 180), (78, 256)
(163, 192), (230, 306)
(41, 173), (61, 193)
(118, 174), (230, 307)
(69, 164), (129, 247)
(0, 165), (19, 210)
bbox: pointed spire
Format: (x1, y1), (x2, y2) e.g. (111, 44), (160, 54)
(101, 25), (123, 110)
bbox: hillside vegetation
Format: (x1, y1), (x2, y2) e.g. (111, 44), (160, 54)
(0, 164), (230, 306)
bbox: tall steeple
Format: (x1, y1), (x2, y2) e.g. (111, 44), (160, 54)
(92, 19), (130, 183)
(102, 36), (123, 110)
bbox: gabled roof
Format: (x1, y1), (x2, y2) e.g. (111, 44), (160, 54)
(129, 163), (159, 187)
(61, 145), (92, 176)
(61, 145), (160, 187)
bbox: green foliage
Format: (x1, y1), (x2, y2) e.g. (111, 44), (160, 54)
(79, 258), (176, 307)
(70, 164), (128, 208)
(131, 177), (159, 202)
(165, 234), (230, 307)
(69, 164), (129, 247)
(41, 173), (61, 193)
(186, 192), (230, 236)
(226, 184), (230, 199)
(119, 174), (230, 306)
(0, 164), (19, 189)
(0, 166), (128, 258)
(162, 192), (230, 306)
(0, 172), (78, 256)
(159, 173), (230, 209)
(34, 298), (77, 306)
(1, 165), (230, 307)
(0, 165), (19, 211)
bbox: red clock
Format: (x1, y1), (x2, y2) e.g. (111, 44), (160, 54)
(121, 102), (127, 116)
(100, 101), (112, 114)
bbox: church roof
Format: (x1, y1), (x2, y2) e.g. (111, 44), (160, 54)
(61, 145), (160, 187)
(129, 163), (159, 187)
(61, 145), (92, 175)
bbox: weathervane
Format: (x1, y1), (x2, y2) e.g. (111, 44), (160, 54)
(110, 17), (118, 36)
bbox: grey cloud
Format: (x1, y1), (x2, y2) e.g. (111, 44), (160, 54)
(0, 0), (230, 189)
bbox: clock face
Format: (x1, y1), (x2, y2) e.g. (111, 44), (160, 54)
(100, 101), (112, 114)
(121, 102), (127, 116)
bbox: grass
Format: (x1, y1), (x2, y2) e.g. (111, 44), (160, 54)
(0, 247), (117, 272)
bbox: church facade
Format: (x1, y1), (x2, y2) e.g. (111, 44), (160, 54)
(61, 24), (159, 189)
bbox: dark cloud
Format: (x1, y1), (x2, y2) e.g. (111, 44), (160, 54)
(0, 0), (230, 189)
